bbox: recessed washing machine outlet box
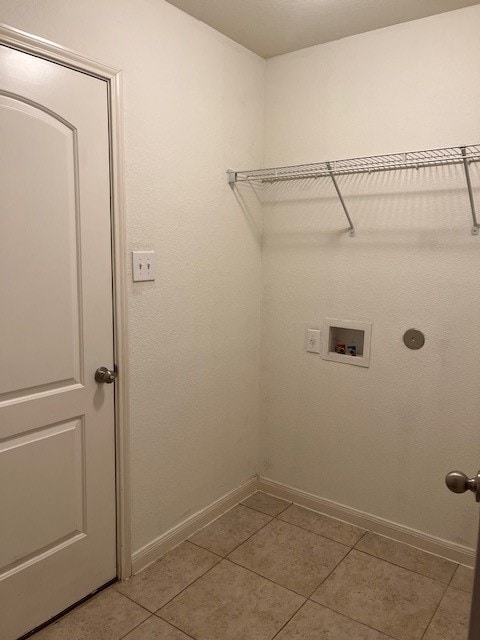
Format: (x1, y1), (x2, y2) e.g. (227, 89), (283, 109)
(322, 318), (372, 368)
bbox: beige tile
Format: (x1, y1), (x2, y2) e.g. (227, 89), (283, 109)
(228, 518), (348, 596)
(241, 491), (291, 516)
(355, 532), (457, 583)
(423, 587), (471, 640)
(275, 601), (391, 640)
(116, 541), (219, 612)
(123, 615), (192, 639)
(189, 504), (271, 556)
(158, 559), (304, 640)
(311, 550), (445, 640)
(450, 564), (474, 592)
(31, 588), (149, 640)
(279, 504), (365, 546)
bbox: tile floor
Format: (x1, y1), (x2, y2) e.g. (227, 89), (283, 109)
(31, 491), (473, 640)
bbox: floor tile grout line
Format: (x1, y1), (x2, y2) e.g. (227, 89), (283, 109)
(188, 510), (275, 558)
(241, 492), (293, 518)
(260, 536), (458, 640)
(153, 557), (307, 640)
(350, 545), (458, 586)
(223, 556), (310, 599)
(447, 581), (473, 594)
(47, 494), (464, 639)
(275, 511), (459, 583)
(308, 563), (449, 640)
(154, 556), (305, 639)
(116, 612), (198, 640)
(29, 492), (468, 640)
(149, 551), (224, 614)
(311, 545), (356, 593)
(447, 563), (471, 590)
(117, 614), (155, 640)
(315, 547), (454, 639)
(276, 512), (365, 548)
(38, 540), (460, 640)
(354, 531), (459, 570)
(132, 550), (459, 640)
(307, 595), (411, 640)
(447, 561), (474, 593)
(113, 588), (161, 617)
(191, 496), (459, 588)
(155, 615), (198, 640)
(275, 501), (294, 517)
(303, 598), (400, 640)
(419, 580), (451, 640)
(306, 546), (421, 640)
(309, 580), (466, 640)
(145, 552), (398, 640)
(263, 516), (352, 553)
(237, 502), (279, 519)
(269, 599), (310, 640)
(205, 504), (356, 558)
(447, 565), (456, 587)
(191, 511), (439, 605)
(255, 498), (462, 585)
(172, 497), (357, 574)
(187, 501), (272, 549)
(356, 529), (369, 545)
(115, 543), (223, 619)
(274, 502), (370, 547)
(227, 542), (361, 602)
(275, 503), (462, 580)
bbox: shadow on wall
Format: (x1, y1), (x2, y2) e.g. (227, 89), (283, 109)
(232, 181), (263, 243)
(254, 163), (479, 248)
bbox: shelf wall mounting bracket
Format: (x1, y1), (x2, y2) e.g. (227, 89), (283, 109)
(460, 147), (479, 236)
(227, 169), (236, 189)
(326, 162), (355, 237)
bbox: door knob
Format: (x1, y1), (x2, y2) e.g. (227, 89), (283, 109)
(446, 470), (480, 502)
(95, 366), (117, 384)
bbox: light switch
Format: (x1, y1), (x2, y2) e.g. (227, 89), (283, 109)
(306, 329), (321, 354)
(132, 251), (155, 282)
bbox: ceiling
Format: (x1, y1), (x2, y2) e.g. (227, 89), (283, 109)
(165, 0), (478, 58)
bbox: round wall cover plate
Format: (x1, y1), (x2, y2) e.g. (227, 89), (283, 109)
(403, 329), (425, 350)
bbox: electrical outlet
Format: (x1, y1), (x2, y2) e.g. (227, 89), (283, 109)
(132, 251), (155, 282)
(306, 329), (321, 354)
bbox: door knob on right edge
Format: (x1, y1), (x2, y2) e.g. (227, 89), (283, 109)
(446, 470), (480, 502)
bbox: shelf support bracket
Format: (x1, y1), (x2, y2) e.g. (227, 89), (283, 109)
(327, 162), (355, 237)
(227, 169), (237, 189)
(461, 147), (479, 236)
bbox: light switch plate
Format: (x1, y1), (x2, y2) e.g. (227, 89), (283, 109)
(132, 250), (155, 282)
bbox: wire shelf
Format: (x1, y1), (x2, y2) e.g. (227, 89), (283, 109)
(229, 145), (480, 183)
(227, 145), (480, 236)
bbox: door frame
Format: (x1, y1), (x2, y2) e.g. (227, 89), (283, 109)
(0, 23), (132, 580)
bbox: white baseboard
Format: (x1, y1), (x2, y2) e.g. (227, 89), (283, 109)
(131, 474), (475, 577)
(131, 476), (258, 575)
(258, 477), (475, 567)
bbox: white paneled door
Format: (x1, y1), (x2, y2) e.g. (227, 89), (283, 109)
(0, 46), (116, 639)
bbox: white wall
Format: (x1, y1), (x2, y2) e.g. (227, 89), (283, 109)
(0, 0), (264, 554)
(3, 0), (479, 560)
(260, 6), (480, 549)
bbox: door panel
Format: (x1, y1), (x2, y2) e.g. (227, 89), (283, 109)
(0, 94), (81, 396)
(0, 45), (116, 639)
(0, 418), (85, 571)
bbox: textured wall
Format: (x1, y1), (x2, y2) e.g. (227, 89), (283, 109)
(0, 0), (264, 554)
(3, 0), (479, 559)
(261, 6), (480, 549)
